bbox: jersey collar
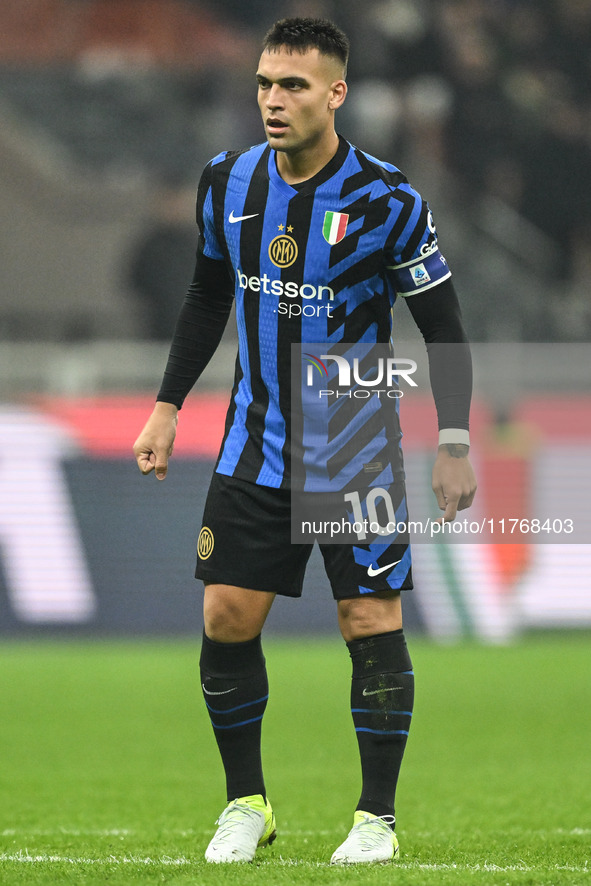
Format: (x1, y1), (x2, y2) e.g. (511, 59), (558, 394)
(267, 134), (350, 198)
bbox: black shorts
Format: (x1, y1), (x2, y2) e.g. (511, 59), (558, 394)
(195, 472), (413, 599)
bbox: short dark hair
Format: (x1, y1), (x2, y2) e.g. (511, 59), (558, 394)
(262, 17), (349, 75)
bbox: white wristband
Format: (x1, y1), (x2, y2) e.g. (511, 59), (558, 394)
(439, 428), (470, 446)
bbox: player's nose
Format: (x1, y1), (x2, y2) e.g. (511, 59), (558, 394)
(265, 84), (284, 109)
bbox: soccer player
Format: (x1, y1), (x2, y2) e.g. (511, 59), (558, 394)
(133, 17), (476, 865)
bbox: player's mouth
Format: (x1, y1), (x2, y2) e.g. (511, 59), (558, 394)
(266, 117), (288, 135)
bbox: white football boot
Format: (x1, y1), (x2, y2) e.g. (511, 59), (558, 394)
(330, 810), (399, 864)
(205, 794), (276, 863)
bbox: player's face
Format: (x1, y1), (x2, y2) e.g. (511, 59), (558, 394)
(256, 48), (346, 157)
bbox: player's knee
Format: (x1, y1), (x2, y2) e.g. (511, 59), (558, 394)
(338, 603), (377, 641)
(204, 599), (249, 642)
(337, 595), (402, 642)
(203, 585), (268, 643)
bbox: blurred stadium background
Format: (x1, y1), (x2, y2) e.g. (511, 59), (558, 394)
(1, 0), (590, 641)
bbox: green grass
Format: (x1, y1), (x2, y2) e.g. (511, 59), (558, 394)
(0, 635), (589, 885)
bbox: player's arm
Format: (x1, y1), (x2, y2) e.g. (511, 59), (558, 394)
(133, 244), (234, 479)
(404, 279), (477, 521)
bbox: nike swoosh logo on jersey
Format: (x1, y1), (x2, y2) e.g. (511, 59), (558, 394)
(202, 684), (237, 696)
(366, 558), (402, 577)
(362, 686), (402, 696)
(228, 211), (259, 223)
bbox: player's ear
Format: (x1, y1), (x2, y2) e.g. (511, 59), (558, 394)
(328, 79), (347, 110)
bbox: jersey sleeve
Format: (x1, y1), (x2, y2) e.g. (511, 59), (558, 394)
(385, 189), (452, 297)
(404, 279), (472, 431)
(196, 160), (225, 262)
(156, 242), (234, 409)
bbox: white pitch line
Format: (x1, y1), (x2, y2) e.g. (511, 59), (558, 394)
(0, 853), (191, 866)
(1, 829), (133, 838)
(2, 827), (590, 838)
(0, 853), (589, 874)
(0, 828), (340, 838)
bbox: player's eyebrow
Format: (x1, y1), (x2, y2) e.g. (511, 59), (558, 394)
(256, 73), (310, 88)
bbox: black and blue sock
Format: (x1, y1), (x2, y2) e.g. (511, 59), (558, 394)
(200, 631), (268, 802)
(347, 628), (414, 822)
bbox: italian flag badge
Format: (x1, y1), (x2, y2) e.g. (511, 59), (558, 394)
(322, 211), (349, 245)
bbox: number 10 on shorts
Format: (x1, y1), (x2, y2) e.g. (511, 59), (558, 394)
(343, 486), (407, 542)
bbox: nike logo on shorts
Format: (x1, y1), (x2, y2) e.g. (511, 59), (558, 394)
(229, 211), (259, 223)
(366, 558), (402, 577)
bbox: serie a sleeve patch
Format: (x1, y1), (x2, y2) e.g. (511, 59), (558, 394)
(388, 245), (452, 297)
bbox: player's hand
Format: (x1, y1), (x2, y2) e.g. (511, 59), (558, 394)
(432, 443), (477, 523)
(133, 402), (179, 480)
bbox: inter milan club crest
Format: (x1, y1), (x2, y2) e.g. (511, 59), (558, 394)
(322, 211), (349, 245)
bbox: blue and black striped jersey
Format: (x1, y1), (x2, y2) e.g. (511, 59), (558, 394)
(197, 135), (452, 489)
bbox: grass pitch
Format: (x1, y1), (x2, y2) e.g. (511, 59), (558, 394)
(0, 634), (589, 885)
